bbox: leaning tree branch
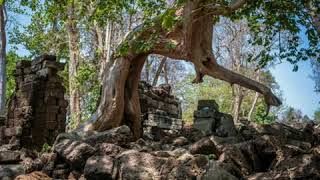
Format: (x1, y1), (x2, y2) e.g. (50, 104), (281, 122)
(200, 53), (282, 109)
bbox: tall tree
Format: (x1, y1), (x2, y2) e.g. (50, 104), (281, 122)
(84, 0), (320, 139)
(0, 0), (6, 115)
(213, 19), (273, 123)
(66, 0), (81, 127)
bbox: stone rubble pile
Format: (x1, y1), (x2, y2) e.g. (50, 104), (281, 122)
(12, 100), (320, 180)
(139, 81), (183, 133)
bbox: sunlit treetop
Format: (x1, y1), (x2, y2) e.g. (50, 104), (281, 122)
(15, 0), (320, 70)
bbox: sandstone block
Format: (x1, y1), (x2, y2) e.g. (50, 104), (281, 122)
(0, 151), (21, 163)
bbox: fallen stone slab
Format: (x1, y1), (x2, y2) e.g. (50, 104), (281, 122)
(0, 151), (21, 164)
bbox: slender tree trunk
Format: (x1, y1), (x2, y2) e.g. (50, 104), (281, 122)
(67, 1), (81, 128)
(233, 85), (244, 123)
(144, 57), (151, 83)
(99, 20), (113, 80)
(231, 44), (243, 123)
(248, 92), (259, 121)
(152, 56), (167, 86)
(164, 60), (169, 84)
(247, 70), (261, 121)
(0, 3), (6, 115)
(94, 23), (103, 56)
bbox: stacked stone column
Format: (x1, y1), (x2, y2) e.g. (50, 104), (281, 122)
(193, 100), (220, 135)
(139, 81), (183, 133)
(1, 55), (67, 150)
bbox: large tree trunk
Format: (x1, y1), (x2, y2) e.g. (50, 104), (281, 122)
(85, 0), (282, 139)
(0, 3), (6, 115)
(67, 1), (81, 128)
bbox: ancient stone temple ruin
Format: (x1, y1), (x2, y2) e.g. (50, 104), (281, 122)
(139, 81), (183, 133)
(194, 100), (237, 136)
(193, 100), (219, 135)
(0, 55), (67, 151)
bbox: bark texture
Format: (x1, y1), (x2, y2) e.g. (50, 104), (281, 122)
(233, 85), (244, 124)
(152, 56), (167, 86)
(67, 1), (81, 128)
(85, 0), (282, 139)
(247, 71), (261, 121)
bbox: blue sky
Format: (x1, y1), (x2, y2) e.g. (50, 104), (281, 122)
(271, 61), (319, 118)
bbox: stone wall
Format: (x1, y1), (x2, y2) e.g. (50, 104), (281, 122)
(139, 81), (182, 133)
(0, 55), (67, 151)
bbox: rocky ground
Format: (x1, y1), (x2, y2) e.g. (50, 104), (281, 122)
(1, 119), (320, 180)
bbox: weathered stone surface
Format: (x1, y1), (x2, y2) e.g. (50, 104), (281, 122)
(118, 150), (172, 180)
(247, 156), (320, 180)
(168, 154), (209, 179)
(209, 135), (241, 147)
(67, 171), (82, 180)
(172, 136), (189, 146)
(189, 137), (219, 155)
(193, 118), (215, 135)
(8, 111), (320, 180)
(139, 81), (183, 133)
(201, 160), (238, 180)
(197, 100), (219, 111)
(95, 143), (124, 157)
(217, 144), (252, 178)
(180, 126), (204, 143)
(52, 168), (70, 179)
(40, 152), (57, 169)
(193, 100), (220, 135)
(0, 151), (21, 163)
(84, 156), (117, 180)
(1, 55), (67, 150)
(215, 113), (237, 137)
(0, 164), (25, 179)
(85, 125), (132, 146)
(53, 136), (95, 170)
(194, 109), (216, 118)
(21, 157), (44, 174)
